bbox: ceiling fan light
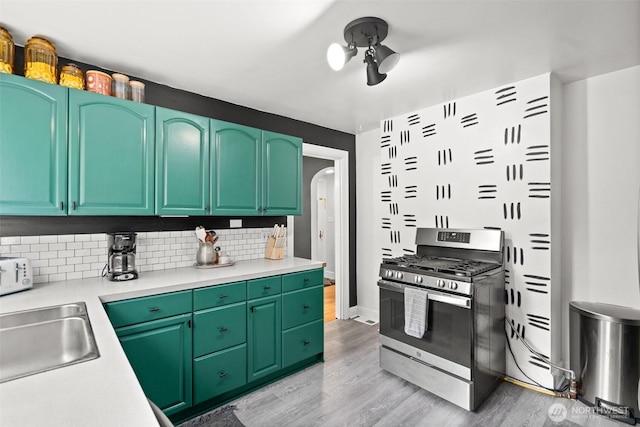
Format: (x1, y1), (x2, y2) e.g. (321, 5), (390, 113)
(364, 52), (387, 86)
(375, 44), (400, 74)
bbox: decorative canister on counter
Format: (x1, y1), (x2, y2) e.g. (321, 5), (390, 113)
(59, 63), (84, 90)
(0, 26), (15, 74)
(86, 70), (111, 95)
(129, 80), (145, 102)
(112, 73), (129, 99)
(24, 36), (58, 83)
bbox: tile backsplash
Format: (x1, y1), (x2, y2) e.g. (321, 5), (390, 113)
(0, 227), (282, 284)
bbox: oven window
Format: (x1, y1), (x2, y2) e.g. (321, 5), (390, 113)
(380, 287), (472, 368)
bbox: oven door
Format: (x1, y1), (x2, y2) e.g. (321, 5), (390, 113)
(378, 279), (472, 377)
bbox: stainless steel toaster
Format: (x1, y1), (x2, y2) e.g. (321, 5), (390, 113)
(0, 257), (33, 296)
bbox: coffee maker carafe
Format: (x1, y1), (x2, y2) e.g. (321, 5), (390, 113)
(107, 232), (138, 281)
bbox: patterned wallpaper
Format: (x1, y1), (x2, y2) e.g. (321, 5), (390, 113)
(380, 74), (559, 388)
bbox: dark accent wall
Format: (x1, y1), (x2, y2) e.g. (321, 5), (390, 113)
(294, 157), (334, 259)
(0, 216), (285, 237)
(4, 47), (358, 306)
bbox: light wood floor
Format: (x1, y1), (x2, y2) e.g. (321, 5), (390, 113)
(324, 285), (335, 323)
(231, 320), (620, 427)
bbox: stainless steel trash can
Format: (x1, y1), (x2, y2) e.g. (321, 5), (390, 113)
(570, 301), (640, 424)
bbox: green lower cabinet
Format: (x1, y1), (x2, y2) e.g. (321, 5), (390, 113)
(193, 344), (247, 404)
(115, 313), (192, 415)
(281, 286), (323, 330)
(282, 319), (324, 368)
(247, 295), (281, 381)
(193, 302), (246, 358)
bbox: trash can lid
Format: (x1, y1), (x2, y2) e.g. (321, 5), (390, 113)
(570, 301), (640, 325)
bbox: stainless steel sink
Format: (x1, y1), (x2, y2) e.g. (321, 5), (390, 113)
(0, 302), (100, 383)
(0, 303), (84, 328)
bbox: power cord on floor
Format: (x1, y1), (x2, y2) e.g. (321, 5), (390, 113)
(504, 316), (577, 399)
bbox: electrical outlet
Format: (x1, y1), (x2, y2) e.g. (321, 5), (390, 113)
(229, 219), (242, 228)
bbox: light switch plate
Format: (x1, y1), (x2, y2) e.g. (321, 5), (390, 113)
(230, 219), (242, 228)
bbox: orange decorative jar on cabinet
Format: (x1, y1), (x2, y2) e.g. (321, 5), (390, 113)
(24, 36), (58, 84)
(86, 70), (111, 95)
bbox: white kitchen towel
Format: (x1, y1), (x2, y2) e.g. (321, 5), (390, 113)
(404, 287), (429, 338)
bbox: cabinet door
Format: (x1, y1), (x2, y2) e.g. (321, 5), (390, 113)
(282, 286), (323, 330)
(210, 119), (262, 215)
(193, 344), (247, 404)
(282, 319), (324, 368)
(247, 295), (281, 381)
(155, 107), (210, 215)
(116, 313), (192, 415)
(193, 302), (246, 357)
(0, 74), (67, 215)
(263, 131), (302, 215)
(68, 91), (154, 215)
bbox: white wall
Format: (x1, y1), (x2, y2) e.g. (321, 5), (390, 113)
(355, 128), (383, 321)
(355, 65), (640, 376)
(325, 171), (336, 278)
(560, 65), (640, 362)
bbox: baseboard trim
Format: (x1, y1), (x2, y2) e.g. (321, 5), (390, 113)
(353, 306), (379, 323)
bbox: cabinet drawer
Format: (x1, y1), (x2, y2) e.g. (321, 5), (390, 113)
(107, 290), (192, 328)
(194, 281), (246, 310)
(282, 286), (323, 330)
(282, 319), (323, 368)
(194, 302), (246, 357)
(247, 276), (281, 299)
(194, 344), (247, 404)
(281, 269), (323, 292)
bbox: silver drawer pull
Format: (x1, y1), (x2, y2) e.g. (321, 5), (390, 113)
(149, 307), (160, 313)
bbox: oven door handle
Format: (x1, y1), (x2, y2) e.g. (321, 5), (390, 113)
(378, 279), (471, 309)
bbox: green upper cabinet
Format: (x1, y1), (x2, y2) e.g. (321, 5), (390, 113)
(210, 119), (262, 215)
(0, 74), (68, 215)
(263, 131), (302, 215)
(155, 108), (210, 215)
(210, 120), (302, 216)
(68, 90), (155, 215)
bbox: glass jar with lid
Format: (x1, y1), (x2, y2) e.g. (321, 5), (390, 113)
(111, 73), (130, 99)
(24, 36), (58, 84)
(129, 80), (145, 102)
(0, 26), (15, 74)
(59, 63), (84, 90)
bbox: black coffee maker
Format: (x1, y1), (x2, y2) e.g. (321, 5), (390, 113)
(106, 232), (138, 281)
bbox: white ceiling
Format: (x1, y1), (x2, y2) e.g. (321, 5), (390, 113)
(2, 0), (639, 134)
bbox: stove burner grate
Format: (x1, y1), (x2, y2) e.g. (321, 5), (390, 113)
(382, 255), (498, 277)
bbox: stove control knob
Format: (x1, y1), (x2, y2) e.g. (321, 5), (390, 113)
(386, 270), (393, 278)
(416, 276), (423, 284)
(448, 281), (458, 290)
(396, 272), (404, 280)
(437, 279), (445, 288)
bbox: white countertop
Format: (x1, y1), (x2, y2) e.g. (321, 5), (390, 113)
(0, 257), (323, 427)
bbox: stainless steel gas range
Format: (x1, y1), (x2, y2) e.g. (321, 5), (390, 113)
(378, 228), (505, 411)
